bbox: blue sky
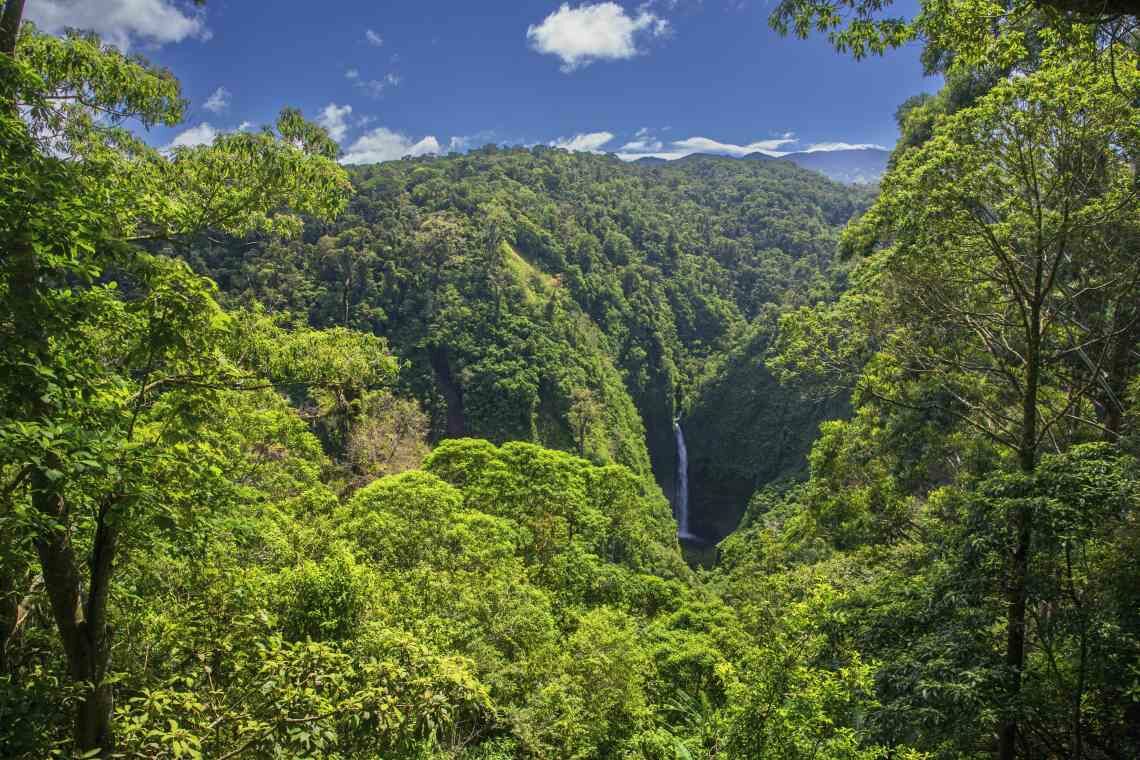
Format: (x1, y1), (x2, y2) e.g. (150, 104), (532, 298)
(26, 0), (935, 162)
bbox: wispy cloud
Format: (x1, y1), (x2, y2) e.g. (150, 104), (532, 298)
(803, 141), (887, 152)
(203, 86), (230, 113)
(550, 131), (615, 152)
(365, 28), (384, 47)
(670, 135), (797, 156)
(619, 126), (663, 152)
(347, 70), (401, 98)
(527, 2), (670, 72)
(615, 130), (886, 161)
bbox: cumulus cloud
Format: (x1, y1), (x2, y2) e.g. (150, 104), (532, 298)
(527, 2), (669, 72)
(550, 131), (615, 153)
(365, 28), (384, 46)
(316, 103), (353, 142)
(803, 141), (887, 152)
(165, 123), (218, 149)
(26, 0), (209, 50)
(342, 127), (441, 164)
(345, 68), (360, 80)
(203, 87), (230, 113)
(166, 119), (285, 150)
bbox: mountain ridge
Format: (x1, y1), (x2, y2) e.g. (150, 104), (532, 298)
(632, 146), (889, 184)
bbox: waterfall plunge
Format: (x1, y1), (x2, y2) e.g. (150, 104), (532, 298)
(673, 419), (696, 540)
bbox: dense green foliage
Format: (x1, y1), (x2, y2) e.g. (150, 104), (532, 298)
(2, 2), (1139, 758)
(190, 148), (870, 532)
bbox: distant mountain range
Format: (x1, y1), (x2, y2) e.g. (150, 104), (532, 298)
(634, 147), (890, 184)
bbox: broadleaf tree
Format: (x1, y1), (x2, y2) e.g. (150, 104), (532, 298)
(0, 13), (370, 753)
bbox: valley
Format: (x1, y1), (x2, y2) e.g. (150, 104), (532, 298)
(189, 148), (873, 543)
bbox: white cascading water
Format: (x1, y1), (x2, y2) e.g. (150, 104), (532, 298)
(673, 418), (696, 539)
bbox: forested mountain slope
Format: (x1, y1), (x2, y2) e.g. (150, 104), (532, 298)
(766, 148), (890, 184)
(632, 148), (889, 185)
(191, 148), (873, 539)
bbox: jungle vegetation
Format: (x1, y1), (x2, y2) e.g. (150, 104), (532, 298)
(1, 0), (1138, 758)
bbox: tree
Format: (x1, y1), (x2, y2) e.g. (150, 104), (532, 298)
(774, 52), (1139, 756)
(567, 387), (602, 457)
(769, 0), (1138, 71)
(0, 17), (356, 753)
(344, 392), (431, 492)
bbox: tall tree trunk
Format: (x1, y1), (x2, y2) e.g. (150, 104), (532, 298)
(999, 309), (1041, 760)
(1101, 302), (1137, 439)
(999, 502), (1032, 759)
(31, 469), (119, 754)
(0, 0), (25, 56)
(8, 223), (119, 754)
(0, 570), (19, 674)
(0, 568), (36, 675)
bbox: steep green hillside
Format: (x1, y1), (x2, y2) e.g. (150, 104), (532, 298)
(190, 147), (872, 532)
(684, 318), (849, 539)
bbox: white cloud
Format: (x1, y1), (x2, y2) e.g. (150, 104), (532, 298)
(620, 127), (663, 152)
(802, 141), (887, 152)
(346, 68), (360, 80)
(166, 123), (218, 149)
(670, 135), (797, 156)
(526, 2), (669, 72)
(365, 28), (384, 46)
(613, 133), (888, 161)
(237, 121), (254, 132)
(342, 127), (441, 164)
(203, 87), (230, 113)
(26, 0), (209, 50)
(619, 137), (663, 151)
(614, 133), (796, 161)
(316, 103), (353, 143)
(550, 131), (615, 153)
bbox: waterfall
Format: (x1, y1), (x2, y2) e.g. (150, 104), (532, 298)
(673, 419), (695, 539)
